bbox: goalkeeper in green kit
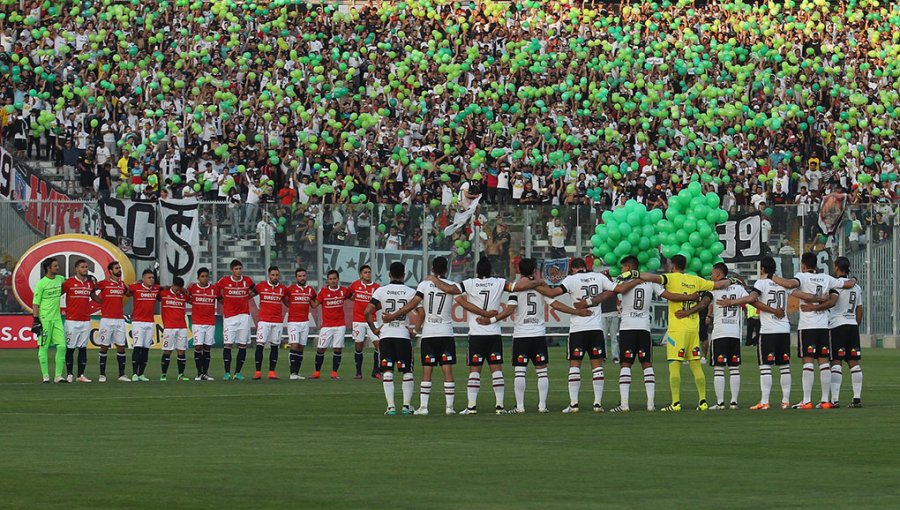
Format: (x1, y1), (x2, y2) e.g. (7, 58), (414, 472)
(32, 258), (68, 383)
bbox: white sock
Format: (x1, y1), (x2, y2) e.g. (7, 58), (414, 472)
(780, 366), (792, 404)
(830, 365), (843, 403)
(643, 367), (656, 409)
(382, 371), (395, 408)
(401, 372), (414, 407)
(491, 370), (505, 408)
(851, 365), (863, 399)
(713, 366), (726, 405)
(567, 366), (581, 406)
(729, 367), (740, 404)
(592, 366), (604, 405)
(618, 366), (632, 409)
(801, 362), (815, 403)
(818, 362), (831, 403)
(514, 366), (527, 411)
(759, 366), (772, 405)
(419, 381), (432, 410)
(536, 367), (549, 410)
(444, 382), (455, 409)
(466, 372), (480, 408)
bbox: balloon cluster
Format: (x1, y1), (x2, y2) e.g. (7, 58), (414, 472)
(657, 181), (729, 277)
(592, 200), (664, 277)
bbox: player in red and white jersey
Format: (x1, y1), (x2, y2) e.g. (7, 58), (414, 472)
(286, 268), (317, 380)
(93, 261), (130, 382)
(349, 265), (380, 379)
(159, 277), (190, 381)
(128, 269), (160, 382)
(61, 259), (97, 383)
(188, 267), (219, 380)
(253, 266), (288, 380)
(313, 270), (352, 379)
(216, 259), (257, 381)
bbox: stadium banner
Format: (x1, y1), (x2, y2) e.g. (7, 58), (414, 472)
(542, 258), (569, 285)
(818, 191), (848, 236)
(158, 200), (201, 283)
(98, 198), (158, 260)
(322, 245), (452, 286)
(717, 212), (764, 262)
(0, 313), (39, 348)
(0, 146), (13, 200)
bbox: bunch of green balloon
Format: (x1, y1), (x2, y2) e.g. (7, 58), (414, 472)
(591, 200), (664, 277)
(656, 182), (728, 277)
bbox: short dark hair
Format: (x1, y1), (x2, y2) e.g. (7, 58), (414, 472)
(268, 266), (279, 273)
(197, 267), (209, 277)
(620, 255), (639, 269)
(432, 256), (448, 276)
(570, 258), (586, 271)
(761, 256), (776, 277)
(327, 269), (339, 278)
(712, 262), (729, 277)
(230, 259), (243, 269)
(41, 258), (56, 274)
(360, 265), (371, 273)
(834, 256), (850, 274)
(801, 252), (817, 271)
(670, 255), (687, 271)
(518, 258), (536, 276)
(295, 268), (306, 276)
(74, 258), (88, 267)
(389, 262), (405, 279)
(476, 257), (492, 278)
(172, 276), (185, 287)
(107, 261), (120, 271)
(142, 269), (155, 277)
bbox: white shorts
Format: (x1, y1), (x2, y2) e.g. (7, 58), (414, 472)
(317, 326), (346, 349)
(223, 314), (252, 346)
(65, 320), (91, 348)
(131, 321), (156, 349)
(352, 322), (378, 347)
(256, 321), (284, 346)
(162, 328), (189, 352)
(98, 318), (127, 347)
(192, 324), (215, 347)
(287, 322), (310, 346)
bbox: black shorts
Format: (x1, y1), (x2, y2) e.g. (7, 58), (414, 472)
(758, 333), (791, 366)
(618, 330), (652, 364)
(710, 337), (741, 367)
(798, 328), (831, 359)
(468, 335), (503, 366)
(829, 325), (862, 362)
(421, 337), (457, 366)
(379, 338), (413, 373)
(567, 330), (606, 361)
(512, 336), (549, 367)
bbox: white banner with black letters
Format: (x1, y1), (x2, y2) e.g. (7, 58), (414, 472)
(98, 198), (157, 259)
(716, 212), (764, 262)
(159, 200), (201, 284)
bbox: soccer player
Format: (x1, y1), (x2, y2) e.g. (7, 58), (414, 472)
(254, 266), (287, 380)
(285, 268), (317, 380)
(32, 258), (67, 383)
(217, 259), (256, 380)
(188, 267), (219, 380)
(365, 262), (418, 415)
(382, 256), (458, 415)
(62, 259), (96, 382)
(349, 266), (380, 379)
(159, 277), (190, 381)
(94, 261), (130, 382)
(768, 252), (856, 409)
(129, 269), (160, 382)
(314, 270), (352, 379)
(716, 256), (792, 410)
(637, 254), (733, 412)
(707, 263), (748, 410)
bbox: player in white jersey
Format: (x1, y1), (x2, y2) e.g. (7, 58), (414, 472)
(769, 252), (856, 409)
(537, 257), (617, 413)
(800, 257), (864, 408)
(717, 257), (793, 410)
(382, 257), (458, 416)
(706, 263), (748, 410)
(365, 262), (419, 416)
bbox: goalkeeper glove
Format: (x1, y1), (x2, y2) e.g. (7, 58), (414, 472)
(619, 270), (639, 281)
(729, 276), (745, 286)
(31, 317), (43, 337)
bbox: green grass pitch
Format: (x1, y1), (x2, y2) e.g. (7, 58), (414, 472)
(2, 346), (899, 509)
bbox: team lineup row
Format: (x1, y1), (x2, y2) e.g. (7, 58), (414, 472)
(29, 251), (864, 415)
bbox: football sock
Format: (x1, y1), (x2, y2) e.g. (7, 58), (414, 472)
(116, 352), (126, 377)
(255, 345), (265, 371)
(139, 347), (149, 375)
(373, 350), (380, 372)
(729, 367), (740, 403)
(830, 364), (843, 403)
(202, 350), (211, 375)
(332, 352), (342, 372)
(536, 367), (549, 410)
(643, 367), (656, 409)
(269, 346), (278, 371)
(592, 367), (604, 405)
(491, 370), (505, 408)
(801, 362), (815, 403)
(54, 344), (65, 378)
(514, 366), (527, 410)
(466, 372), (481, 408)
(420, 381), (432, 409)
(444, 382), (456, 409)
(567, 367), (581, 405)
(619, 366), (632, 409)
(99, 352), (108, 376)
(132, 348), (140, 375)
(713, 366), (726, 404)
(161, 353), (171, 375)
(177, 355), (186, 375)
(38, 344), (49, 379)
(66, 347), (75, 376)
(77, 347), (87, 377)
(668, 361), (681, 404)
(355, 351), (363, 374)
(290, 350), (302, 374)
(780, 365), (792, 403)
(382, 371), (395, 408)
(314, 352), (325, 372)
(818, 362), (831, 403)
(235, 348), (247, 373)
(194, 350), (203, 375)
(402, 372), (414, 407)
(688, 360), (706, 402)
(223, 347), (232, 374)
(759, 366), (773, 405)
(851, 365), (863, 399)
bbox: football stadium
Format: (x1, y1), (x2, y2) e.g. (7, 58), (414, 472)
(2, 0), (900, 507)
